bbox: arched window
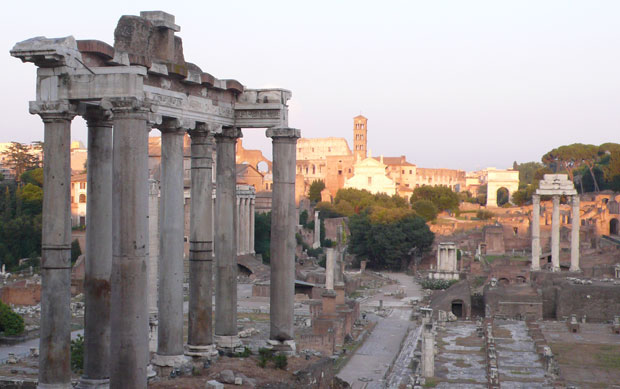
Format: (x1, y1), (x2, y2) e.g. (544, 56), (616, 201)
(79, 194), (86, 203)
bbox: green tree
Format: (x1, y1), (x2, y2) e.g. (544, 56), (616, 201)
(514, 161), (544, 188)
(1, 142), (39, 183)
(21, 168), (43, 187)
(410, 185), (459, 212)
(411, 200), (438, 221)
(71, 239), (82, 264)
(254, 212), (271, 263)
(308, 180), (325, 203)
(542, 143), (601, 191)
(349, 211), (434, 270)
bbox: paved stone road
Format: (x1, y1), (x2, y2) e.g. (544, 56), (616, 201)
(337, 272), (422, 388)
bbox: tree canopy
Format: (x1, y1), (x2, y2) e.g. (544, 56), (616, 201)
(308, 180), (325, 203)
(409, 185), (459, 212)
(1, 142), (40, 183)
(348, 212), (434, 270)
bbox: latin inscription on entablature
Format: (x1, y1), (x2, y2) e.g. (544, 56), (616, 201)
(150, 92), (184, 108)
(234, 109), (281, 119)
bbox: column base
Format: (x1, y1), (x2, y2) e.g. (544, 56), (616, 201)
(185, 344), (219, 358)
(38, 384), (73, 389)
(147, 364), (157, 380)
(214, 334), (242, 350)
(76, 377), (109, 389)
(530, 266), (540, 271)
(569, 267), (581, 272)
(266, 339), (296, 355)
(551, 267), (561, 272)
(151, 353), (191, 368)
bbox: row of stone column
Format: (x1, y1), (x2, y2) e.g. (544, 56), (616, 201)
(236, 194), (255, 256)
(531, 194), (580, 272)
(34, 99), (300, 388)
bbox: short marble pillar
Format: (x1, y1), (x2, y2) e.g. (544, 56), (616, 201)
(551, 195), (560, 271)
(236, 197), (241, 256)
(531, 195), (541, 271)
(80, 106), (113, 388)
(422, 324), (435, 377)
(267, 128), (301, 343)
(109, 101), (150, 388)
(312, 211), (320, 249)
(325, 248), (336, 290)
(214, 127), (242, 348)
(154, 119), (186, 366)
(570, 196), (580, 272)
(32, 101), (76, 389)
(187, 124), (215, 355)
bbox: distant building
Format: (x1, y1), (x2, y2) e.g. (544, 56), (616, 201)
(71, 173), (87, 227)
(344, 155), (397, 195)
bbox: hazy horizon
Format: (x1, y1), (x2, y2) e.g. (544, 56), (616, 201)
(2, 1), (619, 171)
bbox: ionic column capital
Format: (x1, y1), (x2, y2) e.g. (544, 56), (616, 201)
(214, 126), (242, 141)
(109, 97), (154, 121)
(191, 122), (220, 135)
(29, 100), (78, 122)
(266, 127), (301, 141)
(81, 103), (114, 128)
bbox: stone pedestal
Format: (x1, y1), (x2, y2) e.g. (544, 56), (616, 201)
(570, 196), (580, 272)
(187, 125), (215, 353)
(214, 127), (242, 342)
(531, 195), (541, 271)
(80, 106), (113, 388)
(334, 284), (345, 306)
(551, 195), (560, 271)
(35, 102), (76, 389)
(267, 128), (301, 342)
(109, 102), (150, 389)
(421, 324), (435, 377)
(321, 290), (337, 315)
(213, 334), (242, 350)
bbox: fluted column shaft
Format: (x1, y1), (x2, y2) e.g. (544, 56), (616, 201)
(156, 121), (185, 358)
(570, 196), (580, 272)
(215, 127), (242, 339)
(110, 102), (149, 389)
(531, 195), (541, 271)
(34, 102), (76, 389)
(188, 125), (214, 349)
(82, 107), (113, 384)
(250, 199), (255, 254)
(268, 128), (301, 341)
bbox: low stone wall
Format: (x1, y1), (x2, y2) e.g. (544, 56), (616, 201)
(294, 357), (349, 388)
(0, 281), (41, 306)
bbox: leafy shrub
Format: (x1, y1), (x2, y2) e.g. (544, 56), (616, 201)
(0, 302), (24, 336)
(476, 209), (495, 220)
(71, 334), (84, 373)
(420, 279), (458, 290)
(273, 353), (288, 370)
(233, 346), (252, 358)
(257, 347), (274, 368)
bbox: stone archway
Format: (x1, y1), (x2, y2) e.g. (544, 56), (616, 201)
(496, 187), (510, 206)
(451, 299), (464, 318)
(611, 218), (620, 236)
(486, 168), (519, 207)
(498, 277), (510, 286)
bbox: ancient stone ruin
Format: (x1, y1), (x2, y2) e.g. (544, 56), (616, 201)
(11, 11), (299, 388)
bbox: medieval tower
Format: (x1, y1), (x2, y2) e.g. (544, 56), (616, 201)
(353, 115), (368, 161)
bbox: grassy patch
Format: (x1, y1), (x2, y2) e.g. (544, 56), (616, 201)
(423, 377), (438, 387)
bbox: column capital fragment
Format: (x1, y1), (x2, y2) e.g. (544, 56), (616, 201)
(80, 103), (113, 128)
(266, 127), (301, 140)
(191, 122), (220, 135)
(214, 126), (242, 141)
(108, 97), (154, 120)
(156, 117), (193, 134)
(29, 100), (78, 122)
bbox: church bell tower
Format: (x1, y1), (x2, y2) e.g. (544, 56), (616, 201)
(353, 115), (368, 161)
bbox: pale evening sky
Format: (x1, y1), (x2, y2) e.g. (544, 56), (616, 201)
(1, 1), (619, 171)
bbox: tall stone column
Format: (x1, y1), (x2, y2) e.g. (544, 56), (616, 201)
(187, 124), (216, 356)
(267, 128), (301, 345)
(313, 211), (320, 248)
(551, 195), (560, 271)
(570, 195), (581, 272)
(31, 101), (76, 389)
(80, 106), (113, 388)
(153, 119), (187, 366)
(243, 198), (250, 254)
(147, 179), (159, 353)
(236, 197), (241, 256)
(214, 127), (242, 348)
(250, 199), (255, 255)
(109, 100), (150, 388)
(531, 195), (541, 271)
